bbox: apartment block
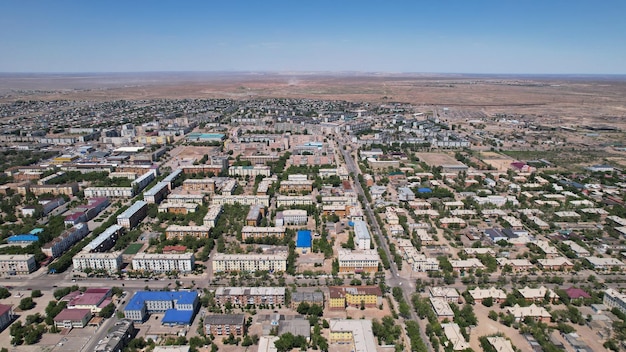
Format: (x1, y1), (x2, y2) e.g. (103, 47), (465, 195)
(117, 201), (148, 229)
(143, 181), (170, 204)
(241, 226), (285, 241)
(72, 252), (123, 273)
(182, 178), (215, 193)
(0, 254), (37, 275)
(329, 286), (382, 309)
(214, 287), (286, 306)
(203, 204), (223, 228)
(204, 314), (246, 336)
(338, 249), (379, 273)
(84, 187), (135, 198)
(132, 253), (195, 273)
(212, 253), (287, 273)
(42, 223), (89, 258)
(276, 195), (314, 207)
(228, 165), (271, 177)
(211, 195), (270, 207)
(165, 225), (211, 239)
(603, 288), (626, 314)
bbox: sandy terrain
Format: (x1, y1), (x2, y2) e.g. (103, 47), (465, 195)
(1, 73), (626, 127)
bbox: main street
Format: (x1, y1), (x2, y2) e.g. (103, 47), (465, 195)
(339, 140), (432, 351)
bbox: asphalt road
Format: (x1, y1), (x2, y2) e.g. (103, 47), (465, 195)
(339, 140), (432, 351)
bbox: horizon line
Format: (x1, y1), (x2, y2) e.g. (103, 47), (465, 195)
(1, 70), (625, 77)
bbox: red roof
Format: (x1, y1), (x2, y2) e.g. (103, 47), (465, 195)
(65, 212), (86, 221)
(0, 304), (12, 316)
(163, 245), (187, 253)
(53, 308), (91, 322)
(565, 287), (591, 299)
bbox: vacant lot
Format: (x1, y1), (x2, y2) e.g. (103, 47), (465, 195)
(124, 243), (143, 255)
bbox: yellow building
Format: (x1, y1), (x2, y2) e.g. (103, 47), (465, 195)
(328, 286), (382, 310)
(52, 154), (79, 164)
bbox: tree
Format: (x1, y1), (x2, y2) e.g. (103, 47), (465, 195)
(31, 290), (43, 298)
(99, 303), (116, 318)
(0, 287), (10, 299)
(19, 297), (35, 311)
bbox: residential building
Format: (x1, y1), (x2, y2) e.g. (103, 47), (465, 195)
(353, 220), (371, 250)
(429, 287), (460, 303)
(158, 202), (199, 214)
(211, 195), (270, 207)
(276, 195), (314, 207)
(166, 194), (205, 204)
(450, 258), (485, 272)
(245, 205), (263, 226)
(94, 319), (135, 352)
(329, 319), (377, 352)
(585, 257), (625, 270)
(290, 291), (324, 309)
(241, 226), (285, 241)
(84, 224), (123, 252)
(165, 225), (211, 239)
(84, 187), (135, 198)
(229, 165), (271, 177)
(486, 337), (515, 352)
(279, 179), (314, 193)
(603, 288), (626, 314)
(204, 314), (246, 336)
(64, 288), (112, 313)
(562, 240), (590, 257)
(337, 249), (379, 273)
(537, 257), (574, 271)
(72, 252), (123, 273)
(517, 286), (558, 303)
(0, 254), (37, 275)
(214, 287), (286, 306)
(203, 204), (223, 228)
(42, 223), (89, 258)
(17, 183), (79, 196)
(182, 178), (215, 192)
(212, 253), (287, 273)
(144, 182), (170, 204)
(496, 258), (534, 272)
(430, 297), (455, 321)
(441, 323), (470, 351)
(506, 304), (551, 323)
(131, 253), (195, 273)
(117, 201), (148, 229)
(468, 287), (507, 304)
(280, 209), (308, 225)
(0, 304), (13, 332)
(329, 286), (382, 309)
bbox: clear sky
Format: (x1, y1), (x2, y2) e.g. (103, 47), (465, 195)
(0, 0), (624, 74)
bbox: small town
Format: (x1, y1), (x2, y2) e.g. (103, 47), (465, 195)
(0, 94), (623, 352)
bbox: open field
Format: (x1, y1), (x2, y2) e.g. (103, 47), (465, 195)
(123, 243), (143, 255)
(1, 73), (626, 128)
(415, 152), (463, 167)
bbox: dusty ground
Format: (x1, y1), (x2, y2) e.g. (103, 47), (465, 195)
(415, 152), (464, 168)
(2, 73), (626, 125)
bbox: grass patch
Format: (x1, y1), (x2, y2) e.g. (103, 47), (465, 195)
(123, 243), (143, 255)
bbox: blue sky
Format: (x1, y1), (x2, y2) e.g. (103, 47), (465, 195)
(0, 0), (624, 74)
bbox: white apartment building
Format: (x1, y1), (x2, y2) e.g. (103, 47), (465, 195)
(228, 165), (271, 177)
(353, 220), (371, 250)
(132, 253), (195, 273)
(604, 288), (626, 314)
(143, 182), (170, 204)
(338, 249), (379, 273)
(117, 201), (148, 229)
(84, 187), (135, 198)
(0, 254), (37, 275)
(42, 223), (90, 258)
(212, 253), (287, 273)
(211, 195), (270, 207)
(165, 225), (211, 239)
(166, 194), (205, 204)
(281, 209), (308, 225)
(241, 226), (285, 240)
(72, 252), (123, 273)
(203, 204), (223, 228)
(276, 195), (314, 207)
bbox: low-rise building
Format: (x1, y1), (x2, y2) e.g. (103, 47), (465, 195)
(94, 319), (135, 352)
(430, 297), (454, 321)
(337, 249), (379, 273)
(0, 254), (37, 276)
(158, 202), (199, 214)
(468, 287), (507, 304)
(211, 195), (270, 207)
(241, 226), (285, 241)
(182, 178), (215, 193)
(280, 209), (308, 225)
(562, 240), (590, 257)
(72, 252), (123, 273)
(54, 308), (92, 329)
(84, 187), (135, 198)
(429, 287), (460, 303)
(329, 286), (382, 309)
(537, 257), (574, 271)
(441, 323), (470, 351)
(144, 182), (170, 204)
(0, 304), (13, 332)
(42, 223), (89, 258)
(276, 195), (314, 207)
(450, 258), (485, 272)
(290, 291), (324, 309)
(353, 220), (372, 250)
(131, 253), (195, 273)
(204, 314), (246, 336)
(603, 288), (626, 314)
(585, 256), (625, 271)
(203, 204), (223, 228)
(506, 303), (551, 323)
(212, 253), (287, 273)
(229, 165), (271, 177)
(214, 287), (285, 306)
(517, 286), (558, 303)
(165, 225), (211, 239)
(117, 201), (148, 229)
(496, 258), (534, 272)
(329, 319), (377, 352)
(124, 291), (198, 323)
(84, 224), (123, 253)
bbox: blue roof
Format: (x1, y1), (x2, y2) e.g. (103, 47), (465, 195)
(417, 187), (432, 193)
(162, 309), (194, 325)
(7, 234), (39, 242)
(296, 230), (312, 248)
(125, 291), (198, 311)
(30, 228), (44, 235)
